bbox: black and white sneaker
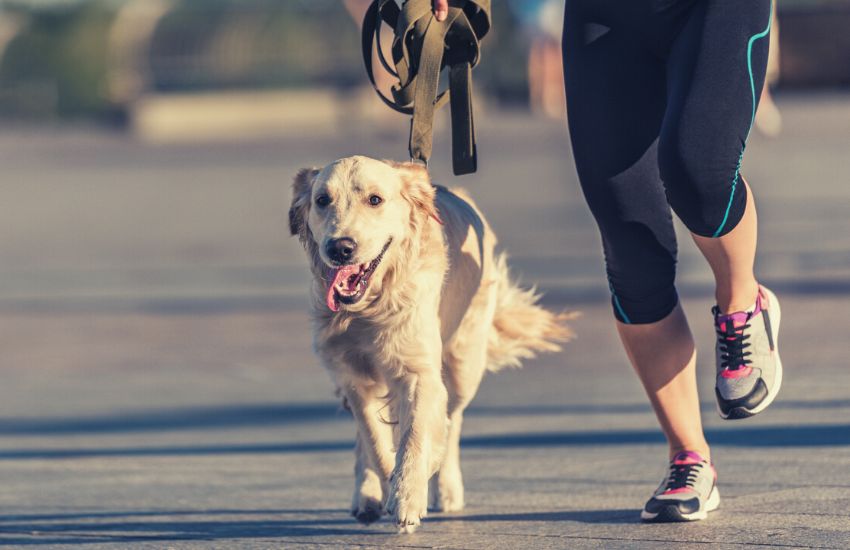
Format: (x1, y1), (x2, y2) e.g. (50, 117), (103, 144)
(714, 285), (783, 419)
(641, 451), (720, 522)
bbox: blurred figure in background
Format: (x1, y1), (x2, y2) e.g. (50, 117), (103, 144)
(755, 0), (782, 136)
(508, 0), (566, 119)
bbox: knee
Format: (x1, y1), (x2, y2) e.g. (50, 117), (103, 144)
(603, 223), (679, 324)
(608, 269), (678, 325)
(658, 133), (747, 238)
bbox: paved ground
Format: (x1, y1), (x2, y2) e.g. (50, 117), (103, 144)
(1, 93), (849, 548)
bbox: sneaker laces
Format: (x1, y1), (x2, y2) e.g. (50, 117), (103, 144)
(664, 460), (704, 492)
(714, 307), (753, 371)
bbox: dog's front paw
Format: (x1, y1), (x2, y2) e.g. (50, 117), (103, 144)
(386, 473), (428, 534)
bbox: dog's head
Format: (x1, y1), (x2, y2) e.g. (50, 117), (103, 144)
(289, 156), (439, 312)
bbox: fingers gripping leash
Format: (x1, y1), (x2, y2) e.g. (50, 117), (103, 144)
(361, 0), (491, 175)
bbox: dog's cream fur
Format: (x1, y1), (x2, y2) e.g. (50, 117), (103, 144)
(289, 156), (573, 533)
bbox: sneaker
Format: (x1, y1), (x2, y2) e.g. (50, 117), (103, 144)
(714, 285), (783, 420)
(641, 451), (720, 522)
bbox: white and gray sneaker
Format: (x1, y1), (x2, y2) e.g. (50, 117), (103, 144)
(714, 285), (783, 420)
(641, 451), (720, 522)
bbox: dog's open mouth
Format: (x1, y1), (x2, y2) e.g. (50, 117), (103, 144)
(325, 239), (391, 312)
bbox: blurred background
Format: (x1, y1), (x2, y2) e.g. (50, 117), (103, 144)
(1, 1), (850, 545)
(1, 0), (848, 125)
(1, 0), (848, 313)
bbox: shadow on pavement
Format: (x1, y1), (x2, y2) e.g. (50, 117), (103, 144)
(4, 423), (850, 461)
(0, 516), (379, 545)
(3, 399), (850, 436)
(0, 507), (639, 545)
(0, 403), (350, 436)
(463, 423), (850, 448)
(430, 508), (637, 525)
(0, 509), (389, 545)
(0, 509), (346, 522)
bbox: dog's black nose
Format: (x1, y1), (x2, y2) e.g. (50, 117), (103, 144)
(327, 238), (357, 263)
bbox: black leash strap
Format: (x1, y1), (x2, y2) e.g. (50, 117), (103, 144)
(362, 0), (491, 175)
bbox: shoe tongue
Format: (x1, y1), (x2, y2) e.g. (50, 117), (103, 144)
(715, 310), (750, 332)
(716, 293), (762, 332)
(672, 451), (705, 465)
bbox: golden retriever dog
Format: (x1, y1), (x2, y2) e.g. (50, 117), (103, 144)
(289, 156), (573, 533)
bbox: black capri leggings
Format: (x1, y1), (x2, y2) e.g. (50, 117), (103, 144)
(562, 0), (772, 324)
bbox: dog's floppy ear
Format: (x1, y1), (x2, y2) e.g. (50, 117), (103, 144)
(395, 162), (441, 224)
(289, 167), (319, 239)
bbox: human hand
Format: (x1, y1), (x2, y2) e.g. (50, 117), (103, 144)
(433, 0), (448, 21)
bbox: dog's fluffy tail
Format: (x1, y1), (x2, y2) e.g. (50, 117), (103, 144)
(486, 253), (577, 372)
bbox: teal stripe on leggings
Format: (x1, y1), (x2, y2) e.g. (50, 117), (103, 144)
(610, 283), (632, 324)
(712, 2), (774, 238)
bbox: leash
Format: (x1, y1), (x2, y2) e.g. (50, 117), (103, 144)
(361, 0), (491, 175)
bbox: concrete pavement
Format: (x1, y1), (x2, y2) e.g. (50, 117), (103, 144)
(2, 296), (850, 548)
(1, 93), (850, 548)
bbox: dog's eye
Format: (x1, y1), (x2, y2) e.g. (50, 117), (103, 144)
(368, 195), (383, 207)
(315, 194), (331, 208)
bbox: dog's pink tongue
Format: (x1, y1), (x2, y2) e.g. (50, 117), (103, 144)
(325, 265), (358, 312)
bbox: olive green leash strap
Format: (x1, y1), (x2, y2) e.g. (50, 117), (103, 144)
(361, 0), (490, 175)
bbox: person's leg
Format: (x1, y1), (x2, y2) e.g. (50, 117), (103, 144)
(660, 0), (781, 419)
(692, 179), (758, 314)
(527, 38), (544, 114)
(564, 5), (720, 521)
(541, 37), (567, 119)
(617, 305), (709, 459)
(562, 3), (707, 460)
(660, 0), (772, 303)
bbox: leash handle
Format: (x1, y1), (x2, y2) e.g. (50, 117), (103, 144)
(361, 0), (411, 115)
(361, 0), (490, 175)
(449, 60), (476, 174)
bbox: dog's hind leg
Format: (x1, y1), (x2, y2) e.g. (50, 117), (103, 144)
(343, 384), (396, 487)
(351, 431), (385, 524)
(428, 406), (467, 513)
(430, 340), (488, 513)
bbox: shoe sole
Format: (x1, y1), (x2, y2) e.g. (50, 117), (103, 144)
(640, 486), (720, 523)
(717, 286), (783, 420)
(717, 355), (783, 419)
